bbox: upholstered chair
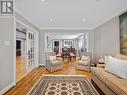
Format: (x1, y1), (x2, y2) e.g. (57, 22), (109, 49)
(45, 52), (63, 72)
(76, 52), (92, 72)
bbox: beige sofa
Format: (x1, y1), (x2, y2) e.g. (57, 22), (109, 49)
(91, 67), (127, 95)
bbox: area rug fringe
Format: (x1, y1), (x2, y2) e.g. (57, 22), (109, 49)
(42, 74), (86, 77)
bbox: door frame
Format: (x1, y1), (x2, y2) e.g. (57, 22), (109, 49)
(14, 19), (39, 83)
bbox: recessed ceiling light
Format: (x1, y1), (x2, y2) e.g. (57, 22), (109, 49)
(50, 18), (53, 22)
(41, 0), (45, 2)
(96, 0), (101, 2)
(82, 18), (86, 22)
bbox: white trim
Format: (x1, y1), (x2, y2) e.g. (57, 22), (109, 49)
(16, 10), (39, 29)
(0, 15), (14, 18)
(42, 75), (86, 76)
(13, 15), (16, 84)
(16, 18), (39, 67)
(92, 8), (127, 29)
(16, 19), (38, 33)
(44, 31), (90, 35)
(34, 32), (39, 67)
(13, 0), (16, 85)
(13, 0), (16, 84)
(0, 82), (16, 95)
(40, 28), (92, 30)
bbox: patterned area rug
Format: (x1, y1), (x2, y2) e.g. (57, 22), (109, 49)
(28, 75), (99, 95)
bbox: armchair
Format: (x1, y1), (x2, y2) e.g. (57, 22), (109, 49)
(45, 52), (63, 72)
(76, 52), (92, 72)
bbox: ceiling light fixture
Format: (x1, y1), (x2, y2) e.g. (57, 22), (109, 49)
(82, 18), (86, 22)
(96, 0), (101, 2)
(50, 18), (53, 22)
(41, 0), (45, 2)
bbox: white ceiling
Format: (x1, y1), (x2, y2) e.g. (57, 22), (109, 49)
(16, 0), (127, 29)
(49, 34), (82, 39)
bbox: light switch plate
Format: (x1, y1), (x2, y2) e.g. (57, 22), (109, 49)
(4, 40), (10, 46)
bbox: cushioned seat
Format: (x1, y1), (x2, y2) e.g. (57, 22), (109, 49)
(91, 67), (118, 83)
(91, 67), (106, 83)
(77, 60), (89, 66)
(91, 67), (127, 95)
(45, 52), (63, 72)
(51, 61), (61, 66)
(106, 75), (127, 95)
(76, 52), (92, 72)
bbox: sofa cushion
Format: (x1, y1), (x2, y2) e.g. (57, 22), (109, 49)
(91, 67), (127, 95)
(77, 60), (89, 66)
(104, 55), (109, 64)
(91, 67), (108, 83)
(105, 56), (127, 79)
(105, 75), (127, 95)
(51, 61), (61, 66)
(91, 67), (118, 84)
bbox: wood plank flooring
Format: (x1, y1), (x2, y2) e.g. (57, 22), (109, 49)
(5, 61), (91, 95)
(16, 56), (28, 82)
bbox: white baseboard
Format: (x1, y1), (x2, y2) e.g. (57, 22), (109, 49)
(0, 82), (16, 95)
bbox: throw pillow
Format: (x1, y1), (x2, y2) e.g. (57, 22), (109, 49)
(81, 56), (90, 61)
(49, 56), (56, 61)
(105, 56), (127, 79)
(104, 55), (109, 64)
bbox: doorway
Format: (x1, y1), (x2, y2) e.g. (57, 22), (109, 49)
(16, 39), (27, 82)
(16, 40), (21, 56)
(53, 40), (60, 54)
(16, 21), (39, 82)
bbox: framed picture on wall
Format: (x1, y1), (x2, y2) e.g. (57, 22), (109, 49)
(64, 40), (73, 47)
(47, 36), (52, 49)
(120, 12), (127, 55)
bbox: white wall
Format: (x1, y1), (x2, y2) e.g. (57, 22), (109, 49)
(0, 13), (40, 94)
(94, 17), (120, 58)
(0, 16), (16, 94)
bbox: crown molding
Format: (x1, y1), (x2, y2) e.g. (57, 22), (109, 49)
(16, 6), (127, 31)
(15, 10), (40, 31)
(92, 8), (127, 30)
(40, 28), (92, 30)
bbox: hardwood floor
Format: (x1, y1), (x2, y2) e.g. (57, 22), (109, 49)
(5, 61), (91, 95)
(16, 56), (27, 82)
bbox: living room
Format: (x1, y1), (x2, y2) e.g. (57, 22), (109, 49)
(0, 0), (127, 95)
